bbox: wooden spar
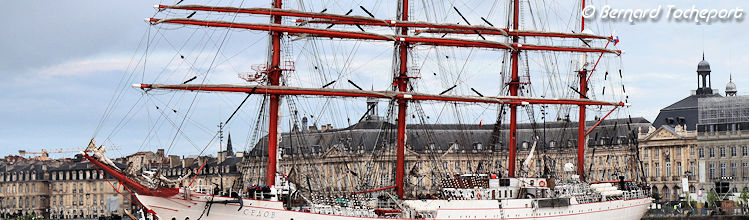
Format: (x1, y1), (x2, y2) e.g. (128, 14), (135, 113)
(299, 20), (507, 34)
(82, 153), (179, 198)
(417, 29), (610, 40)
(266, 0), (282, 187)
(585, 106), (619, 136)
(507, 0), (520, 178)
(156, 5), (384, 22)
(132, 84), (627, 107)
(155, 4), (613, 40)
(587, 40), (611, 82)
(395, 0), (409, 199)
(188, 160), (208, 187)
(147, 18), (621, 55)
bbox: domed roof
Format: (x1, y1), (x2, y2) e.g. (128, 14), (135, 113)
(727, 81), (737, 92)
(697, 59), (711, 72)
(727, 75), (737, 92)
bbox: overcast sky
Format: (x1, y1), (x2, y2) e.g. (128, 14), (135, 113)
(1, 0), (747, 159)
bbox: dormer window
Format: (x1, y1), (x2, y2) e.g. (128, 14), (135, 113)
(473, 142), (483, 150)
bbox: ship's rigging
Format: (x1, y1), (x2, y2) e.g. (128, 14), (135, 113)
(91, 0), (642, 204)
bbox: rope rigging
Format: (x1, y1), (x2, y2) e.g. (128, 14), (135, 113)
(89, 0), (647, 207)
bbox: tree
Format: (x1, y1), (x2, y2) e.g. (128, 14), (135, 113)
(706, 191), (719, 208)
(18, 214), (40, 220)
(739, 188), (749, 207)
(652, 192), (662, 202)
(685, 192), (696, 208)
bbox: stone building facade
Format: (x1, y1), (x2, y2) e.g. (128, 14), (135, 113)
(47, 160), (133, 219)
(0, 160), (50, 218)
(0, 155), (133, 219)
(161, 156), (243, 196)
(641, 55), (749, 203)
(240, 116), (651, 197)
(643, 55), (707, 203)
(638, 125), (698, 202)
(694, 95), (749, 197)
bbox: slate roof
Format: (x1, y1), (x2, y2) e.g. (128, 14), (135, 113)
(247, 117), (651, 157)
(652, 93), (721, 130)
(47, 159), (127, 171)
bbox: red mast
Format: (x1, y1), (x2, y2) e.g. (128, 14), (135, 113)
(507, 0), (520, 178)
(395, 0), (409, 199)
(577, 0), (587, 182)
(266, 0), (283, 186)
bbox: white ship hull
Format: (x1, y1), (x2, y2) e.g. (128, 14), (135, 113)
(137, 191), (652, 220)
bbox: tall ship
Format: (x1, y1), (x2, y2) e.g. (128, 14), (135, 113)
(83, 0), (653, 219)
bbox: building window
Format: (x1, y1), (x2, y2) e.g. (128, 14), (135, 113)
(690, 147), (695, 156)
(710, 148), (715, 158)
(655, 163), (661, 177)
(721, 163), (727, 177)
(644, 163), (650, 177)
(744, 146), (748, 157)
(666, 162), (672, 177)
(690, 162), (696, 176)
(699, 148), (705, 158)
(732, 146), (738, 157)
(442, 162), (448, 170)
(721, 147), (727, 158)
(709, 163), (716, 179)
(732, 162), (738, 177)
(677, 162), (682, 176)
(644, 149), (649, 158)
(655, 148), (660, 158)
(677, 149), (681, 157)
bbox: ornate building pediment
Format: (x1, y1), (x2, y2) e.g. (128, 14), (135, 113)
(643, 126), (681, 141)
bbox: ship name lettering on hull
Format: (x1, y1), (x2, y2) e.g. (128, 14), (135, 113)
(242, 208), (277, 218)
